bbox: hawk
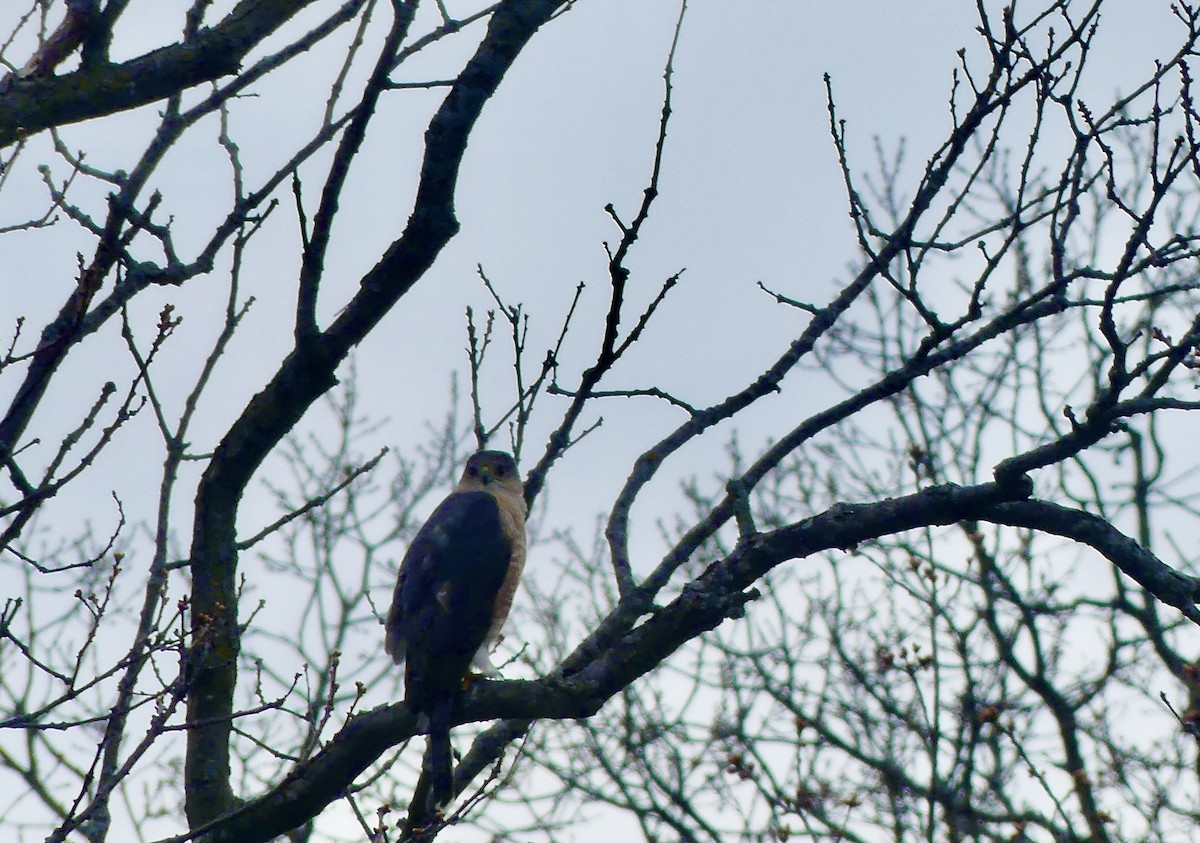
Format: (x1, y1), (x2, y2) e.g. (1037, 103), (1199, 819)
(385, 450), (527, 827)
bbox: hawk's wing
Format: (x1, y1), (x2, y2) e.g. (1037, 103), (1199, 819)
(385, 490), (513, 712)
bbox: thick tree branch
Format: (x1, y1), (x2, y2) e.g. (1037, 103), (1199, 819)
(978, 499), (1200, 621)
(0, 0), (323, 148)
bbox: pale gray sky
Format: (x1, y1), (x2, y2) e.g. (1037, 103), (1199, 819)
(0, 1), (1194, 839)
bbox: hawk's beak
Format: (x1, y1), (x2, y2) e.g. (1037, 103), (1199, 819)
(478, 467), (494, 485)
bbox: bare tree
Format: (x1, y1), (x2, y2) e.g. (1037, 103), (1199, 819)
(4, 1), (1200, 842)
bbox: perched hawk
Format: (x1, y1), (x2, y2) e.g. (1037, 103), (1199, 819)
(385, 450), (527, 826)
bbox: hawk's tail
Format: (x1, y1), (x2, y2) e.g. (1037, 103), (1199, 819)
(425, 696), (455, 812)
(404, 696), (455, 839)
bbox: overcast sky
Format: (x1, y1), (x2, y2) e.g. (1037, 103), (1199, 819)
(1, 0), (1185, 545)
(0, 1), (1194, 838)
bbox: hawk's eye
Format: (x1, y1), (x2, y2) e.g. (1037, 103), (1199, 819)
(494, 465), (506, 476)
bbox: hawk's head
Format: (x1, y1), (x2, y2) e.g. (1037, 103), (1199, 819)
(457, 450), (522, 498)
